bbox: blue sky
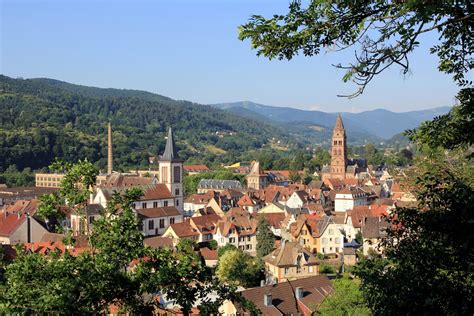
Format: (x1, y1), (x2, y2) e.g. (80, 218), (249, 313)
(0, 0), (463, 112)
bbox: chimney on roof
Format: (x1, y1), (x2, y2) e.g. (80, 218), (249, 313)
(295, 287), (304, 299)
(264, 293), (272, 306)
(107, 122), (113, 175)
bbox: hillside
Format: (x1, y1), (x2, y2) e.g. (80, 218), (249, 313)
(0, 76), (297, 171)
(213, 101), (451, 140)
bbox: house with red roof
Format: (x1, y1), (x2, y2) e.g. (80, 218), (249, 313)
(219, 275), (334, 315)
(214, 208), (257, 254)
(183, 164), (210, 175)
(0, 212), (49, 245)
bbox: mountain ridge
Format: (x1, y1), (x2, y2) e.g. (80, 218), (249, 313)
(212, 101), (451, 139)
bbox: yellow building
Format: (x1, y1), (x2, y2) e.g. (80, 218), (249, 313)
(35, 173), (65, 188)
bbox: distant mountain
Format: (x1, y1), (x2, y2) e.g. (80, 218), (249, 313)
(212, 101), (451, 140)
(0, 76), (297, 171)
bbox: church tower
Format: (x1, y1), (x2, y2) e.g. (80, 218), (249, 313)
(159, 127), (184, 213)
(330, 114), (347, 180)
(246, 161), (268, 190)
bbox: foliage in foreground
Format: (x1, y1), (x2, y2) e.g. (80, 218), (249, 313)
(0, 162), (240, 315)
(316, 274), (371, 316)
(216, 248), (263, 288)
(354, 154), (474, 315)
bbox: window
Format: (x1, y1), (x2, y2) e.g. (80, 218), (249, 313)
(247, 236), (251, 241)
(329, 229), (333, 235)
(284, 268), (289, 275)
(159, 219), (165, 228)
(132, 203), (136, 209)
(153, 201), (158, 208)
(229, 237), (235, 243)
(309, 266), (314, 273)
(322, 238), (328, 244)
(142, 202), (147, 209)
(176, 199), (179, 206)
(89, 216), (94, 224)
(161, 166), (168, 182)
(170, 217), (175, 225)
(164, 201), (168, 207)
(175, 188), (180, 195)
(148, 220), (154, 230)
(335, 237), (341, 244)
(173, 166), (181, 183)
(302, 229), (307, 235)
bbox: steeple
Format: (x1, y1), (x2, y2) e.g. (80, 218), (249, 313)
(107, 122), (113, 174)
(334, 113), (345, 131)
(160, 127), (182, 162)
(330, 114), (347, 180)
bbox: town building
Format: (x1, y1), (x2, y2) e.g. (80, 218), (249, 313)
(321, 114), (367, 181)
(263, 240), (320, 283)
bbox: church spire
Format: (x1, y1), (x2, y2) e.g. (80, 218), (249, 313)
(334, 113), (345, 131)
(160, 127), (182, 161)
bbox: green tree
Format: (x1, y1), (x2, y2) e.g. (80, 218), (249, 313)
(256, 216), (276, 259)
(316, 274), (371, 316)
(217, 244), (238, 258)
(354, 156), (474, 315)
(216, 249), (262, 288)
(288, 170), (302, 183)
(0, 161), (241, 315)
(37, 159), (98, 232)
(239, 1), (472, 97)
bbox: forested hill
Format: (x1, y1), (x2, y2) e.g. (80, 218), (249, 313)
(0, 75), (296, 172)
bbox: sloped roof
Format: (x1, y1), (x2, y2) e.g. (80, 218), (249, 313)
(218, 207), (256, 236)
(334, 113), (345, 131)
(362, 216), (390, 238)
(4, 199), (39, 216)
(198, 179), (242, 190)
(136, 206), (181, 218)
(260, 213), (286, 229)
(104, 174), (154, 188)
(0, 213), (27, 237)
(169, 221), (199, 238)
(160, 127), (182, 162)
(239, 276), (333, 316)
(183, 164), (209, 172)
(237, 194), (255, 207)
(142, 184), (173, 200)
(190, 214), (222, 233)
(144, 236), (174, 249)
(199, 247), (218, 261)
(185, 192), (215, 204)
(263, 240), (319, 267)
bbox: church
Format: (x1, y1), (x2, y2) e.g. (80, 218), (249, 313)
(321, 114), (366, 181)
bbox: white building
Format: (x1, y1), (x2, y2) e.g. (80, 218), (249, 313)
(334, 188), (368, 212)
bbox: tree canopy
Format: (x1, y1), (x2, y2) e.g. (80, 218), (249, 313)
(239, 0), (472, 97)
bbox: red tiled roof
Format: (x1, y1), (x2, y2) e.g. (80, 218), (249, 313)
(238, 194), (255, 207)
(260, 213), (286, 229)
(104, 174), (154, 188)
(183, 164), (210, 172)
(169, 221), (200, 238)
(184, 192), (215, 204)
(136, 206), (181, 218)
(22, 241), (89, 256)
(239, 276), (333, 315)
(0, 213), (26, 237)
(190, 214), (221, 233)
(142, 184), (173, 200)
(144, 236), (174, 249)
(199, 247), (218, 260)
